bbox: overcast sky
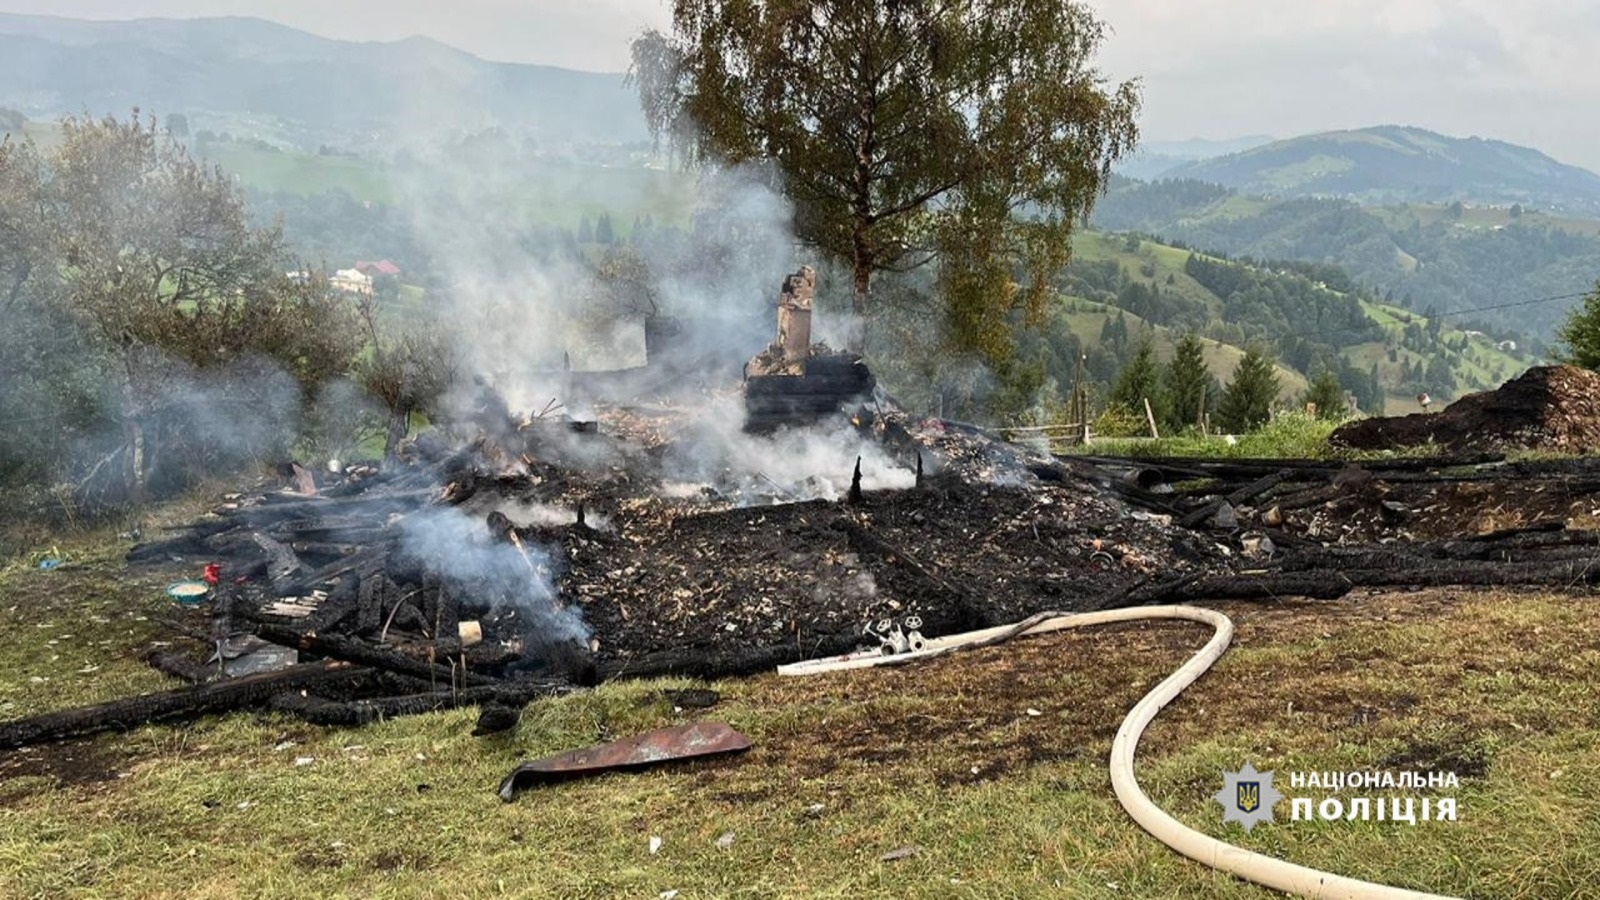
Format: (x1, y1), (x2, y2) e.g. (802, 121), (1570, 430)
(4, 0), (1599, 169)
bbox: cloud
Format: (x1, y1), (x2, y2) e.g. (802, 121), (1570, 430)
(6, 0), (1598, 168)
(1084, 0), (1600, 169)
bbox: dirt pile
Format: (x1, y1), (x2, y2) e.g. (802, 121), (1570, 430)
(1331, 366), (1600, 454)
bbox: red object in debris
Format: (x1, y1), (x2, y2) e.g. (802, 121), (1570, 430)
(203, 563), (221, 585)
(497, 721), (751, 800)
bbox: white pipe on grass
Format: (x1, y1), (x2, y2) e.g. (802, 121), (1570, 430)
(777, 605), (1457, 900)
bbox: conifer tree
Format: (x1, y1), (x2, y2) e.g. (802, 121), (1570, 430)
(1216, 345), (1281, 432)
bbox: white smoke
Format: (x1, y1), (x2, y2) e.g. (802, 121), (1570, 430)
(397, 505), (589, 644)
(659, 394), (915, 503)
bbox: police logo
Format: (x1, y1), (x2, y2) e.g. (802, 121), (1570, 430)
(1236, 781), (1260, 813)
(1214, 762), (1283, 831)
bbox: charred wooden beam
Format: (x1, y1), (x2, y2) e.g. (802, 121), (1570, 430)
(0, 661), (365, 750)
(251, 623), (498, 687)
(268, 680), (576, 728)
(598, 627), (865, 681)
(1177, 470), (1291, 529)
(145, 650), (216, 684)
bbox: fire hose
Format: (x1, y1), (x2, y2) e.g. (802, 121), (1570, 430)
(776, 606), (1458, 900)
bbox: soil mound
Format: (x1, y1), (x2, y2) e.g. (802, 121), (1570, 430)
(1331, 365), (1600, 453)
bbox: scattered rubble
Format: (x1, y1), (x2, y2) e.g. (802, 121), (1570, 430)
(6, 398), (1600, 751)
(1332, 365), (1600, 454)
(5, 308), (1600, 754)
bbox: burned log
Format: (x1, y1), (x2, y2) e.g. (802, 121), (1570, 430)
(250, 623), (500, 688)
(597, 627), (865, 681)
(0, 661), (365, 750)
(1177, 470), (1291, 529)
(145, 650), (216, 684)
(268, 680), (574, 728)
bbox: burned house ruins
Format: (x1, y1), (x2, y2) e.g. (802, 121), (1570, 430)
(4, 270), (1600, 752)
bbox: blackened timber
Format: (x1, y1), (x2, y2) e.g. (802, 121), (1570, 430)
(145, 650), (216, 683)
(0, 661), (364, 750)
(268, 680), (575, 727)
(1085, 571), (1355, 611)
(253, 532), (304, 592)
(1178, 470), (1291, 529)
(832, 519), (994, 630)
(252, 623), (499, 687)
(357, 575), (387, 634)
(598, 628), (865, 681)
(301, 574), (361, 634)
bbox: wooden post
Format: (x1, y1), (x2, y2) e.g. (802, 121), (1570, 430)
(1143, 397), (1161, 439)
(1073, 352), (1090, 446)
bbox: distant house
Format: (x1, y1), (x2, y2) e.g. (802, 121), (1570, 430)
(355, 260), (401, 278)
(331, 268), (373, 295)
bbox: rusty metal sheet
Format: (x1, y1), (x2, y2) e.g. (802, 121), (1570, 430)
(498, 721), (751, 800)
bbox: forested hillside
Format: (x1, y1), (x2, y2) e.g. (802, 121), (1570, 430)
(1093, 177), (1600, 340)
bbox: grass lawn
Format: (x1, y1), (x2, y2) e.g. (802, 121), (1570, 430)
(2, 518), (1598, 898)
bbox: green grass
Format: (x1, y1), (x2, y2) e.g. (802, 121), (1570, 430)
(1065, 411), (1349, 459)
(1072, 231), (1225, 317)
(1253, 153), (1356, 191)
(200, 144), (394, 203)
(3, 510), (1599, 897)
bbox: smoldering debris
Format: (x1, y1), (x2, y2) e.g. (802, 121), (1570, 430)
(0, 379), (1221, 748)
(9, 354), (1600, 751)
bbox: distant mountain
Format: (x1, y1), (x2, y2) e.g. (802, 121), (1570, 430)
(1164, 126), (1600, 218)
(1115, 134), (1275, 181)
(1142, 135), (1278, 160)
(0, 13), (649, 151)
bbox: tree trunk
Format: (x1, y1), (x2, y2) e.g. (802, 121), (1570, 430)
(850, 95), (874, 356)
(125, 417), (147, 505)
(118, 354), (149, 504)
(849, 249), (871, 355)
(383, 404), (411, 468)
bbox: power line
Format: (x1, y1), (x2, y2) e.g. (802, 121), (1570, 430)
(1424, 290), (1589, 320)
